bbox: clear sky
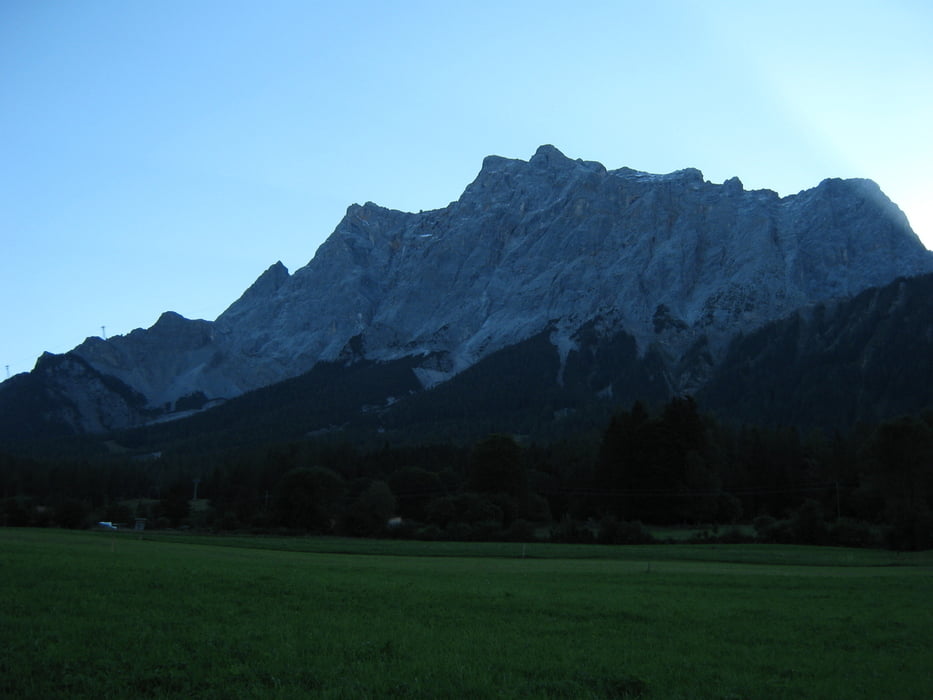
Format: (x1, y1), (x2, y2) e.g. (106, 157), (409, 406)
(2, 0), (932, 379)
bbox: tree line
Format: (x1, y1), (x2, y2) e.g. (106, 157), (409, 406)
(1, 396), (931, 549)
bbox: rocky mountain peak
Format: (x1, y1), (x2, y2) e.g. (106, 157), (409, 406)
(217, 261), (290, 328)
(529, 143), (574, 168)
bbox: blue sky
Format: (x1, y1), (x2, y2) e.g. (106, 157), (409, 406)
(2, 0), (932, 379)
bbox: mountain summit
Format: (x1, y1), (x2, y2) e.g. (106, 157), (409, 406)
(4, 146), (932, 438)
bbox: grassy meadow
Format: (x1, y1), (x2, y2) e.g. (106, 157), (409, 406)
(2, 529), (931, 699)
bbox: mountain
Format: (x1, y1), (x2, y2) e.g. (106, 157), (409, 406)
(698, 272), (933, 430)
(2, 145), (931, 445)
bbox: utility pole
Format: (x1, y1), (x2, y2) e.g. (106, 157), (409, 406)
(4, 365), (8, 379)
(101, 326), (107, 340)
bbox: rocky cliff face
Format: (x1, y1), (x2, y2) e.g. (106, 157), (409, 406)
(8, 145), (933, 436)
(74, 312), (232, 410)
(217, 146), (929, 382)
(0, 352), (149, 439)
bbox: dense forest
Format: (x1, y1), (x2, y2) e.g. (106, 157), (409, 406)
(2, 396), (931, 550)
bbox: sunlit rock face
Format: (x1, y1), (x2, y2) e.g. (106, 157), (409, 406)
(35, 145), (933, 430)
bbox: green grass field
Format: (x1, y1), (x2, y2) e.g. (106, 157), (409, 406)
(2, 529), (931, 699)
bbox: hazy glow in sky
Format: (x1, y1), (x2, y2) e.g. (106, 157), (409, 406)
(2, 0), (932, 378)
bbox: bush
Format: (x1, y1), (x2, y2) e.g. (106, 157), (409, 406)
(339, 480), (397, 537)
(1, 498), (31, 526)
(33, 506), (52, 528)
(217, 511), (242, 531)
(273, 467), (346, 532)
(55, 500), (90, 529)
(415, 524), (443, 541)
(716, 526), (755, 544)
(468, 520), (504, 541)
(388, 467), (444, 521)
(521, 493), (553, 523)
(549, 515), (595, 544)
(883, 511), (933, 551)
(385, 518), (417, 539)
(828, 518), (881, 548)
(716, 493), (743, 524)
(444, 521), (473, 542)
(503, 518), (538, 542)
(596, 516), (654, 544)
(104, 503), (134, 526)
(753, 515), (778, 542)
(789, 499), (828, 545)
(425, 493), (503, 528)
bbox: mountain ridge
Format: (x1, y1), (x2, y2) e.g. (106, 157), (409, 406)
(3, 145), (931, 439)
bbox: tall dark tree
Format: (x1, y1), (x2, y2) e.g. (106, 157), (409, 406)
(598, 397), (726, 523)
(158, 481), (191, 527)
(468, 434), (526, 498)
(859, 416), (933, 549)
(341, 480), (397, 536)
(597, 401), (653, 519)
(661, 396), (705, 456)
(274, 467), (346, 532)
(388, 467), (445, 521)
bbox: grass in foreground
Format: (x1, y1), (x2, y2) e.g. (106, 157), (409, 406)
(1, 529), (931, 699)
